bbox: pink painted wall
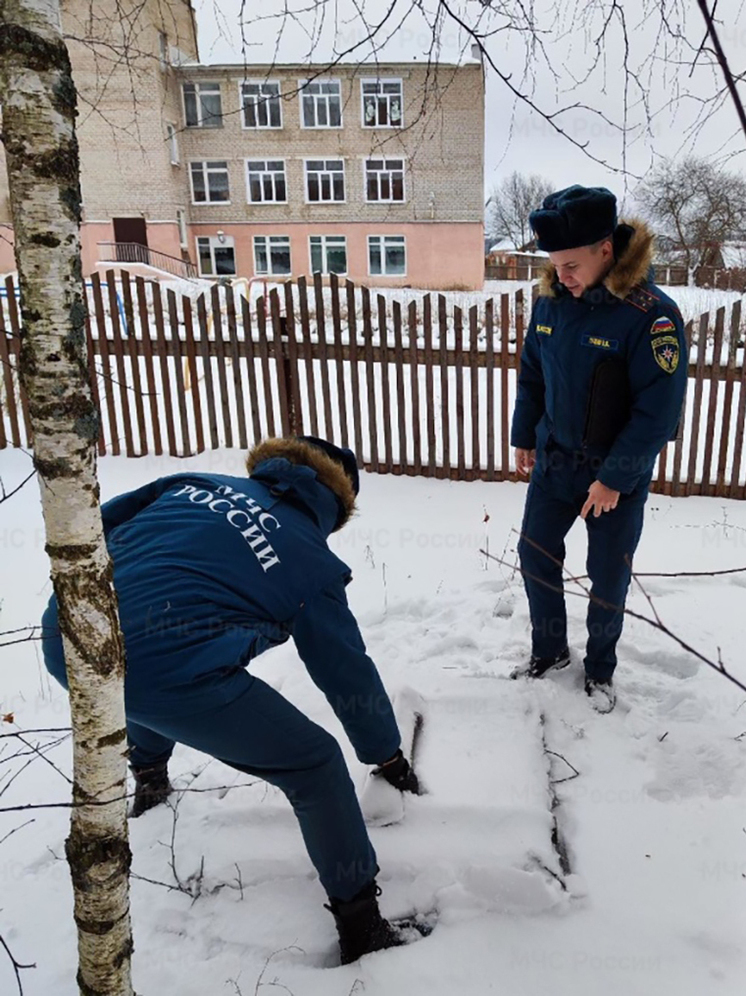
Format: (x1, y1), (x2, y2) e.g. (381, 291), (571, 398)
(189, 222), (484, 290)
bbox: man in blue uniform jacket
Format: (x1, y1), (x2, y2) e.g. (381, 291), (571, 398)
(510, 185), (687, 713)
(41, 436), (418, 964)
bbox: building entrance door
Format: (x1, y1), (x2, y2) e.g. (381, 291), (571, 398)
(113, 217), (148, 263)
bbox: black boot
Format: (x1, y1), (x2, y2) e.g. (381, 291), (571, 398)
(510, 647), (570, 680)
(325, 880), (404, 964)
(130, 760), (172, 818)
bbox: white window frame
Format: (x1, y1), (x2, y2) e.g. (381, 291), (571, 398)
(182, 81), (223, 128)
(245, 159), (287, 204)
(309, 235), (348, 276)
(360, 78), (404, 129)
(367, 235), (407, 277)
(299, 78), (343, 129)
(363, 158), (406, 203)
(304, 158), (346, 204)
(176, 209), (188, 248)
(166, 123), (179, 165)
(189, 160), (231, 205)
(253, 235), (292, 277)
(196, 235), (237, 277)
(240, 79), (283, 130)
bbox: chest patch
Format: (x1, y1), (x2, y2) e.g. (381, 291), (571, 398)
(581, 334), (619, 351)
(536, 324), (553, 335)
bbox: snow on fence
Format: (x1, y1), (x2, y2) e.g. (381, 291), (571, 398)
(1, 269), (746, 499)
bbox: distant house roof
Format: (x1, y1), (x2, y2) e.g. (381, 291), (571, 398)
(718, 243), (746, 269)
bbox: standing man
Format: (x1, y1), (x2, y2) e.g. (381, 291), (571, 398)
(510, 186), (687, 712)
(42, 436), (418, 964)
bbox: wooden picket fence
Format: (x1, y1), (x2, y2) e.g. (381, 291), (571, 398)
(1, 269), (746, 499)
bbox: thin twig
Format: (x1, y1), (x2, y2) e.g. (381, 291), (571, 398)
(0, 933), (35, 996)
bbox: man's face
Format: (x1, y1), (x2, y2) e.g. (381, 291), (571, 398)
(548, 240), (614, 297)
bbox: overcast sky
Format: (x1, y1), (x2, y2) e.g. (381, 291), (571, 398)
(193, 0), (746, 210)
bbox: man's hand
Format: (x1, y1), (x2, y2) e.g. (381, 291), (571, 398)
(374, 750), (420, 794)
(581, 481), (621, 520)
(515, 448), (536, 477)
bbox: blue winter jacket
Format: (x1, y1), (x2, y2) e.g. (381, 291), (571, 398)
(41, 447), (401, 765)
(511, 221), (688, 494)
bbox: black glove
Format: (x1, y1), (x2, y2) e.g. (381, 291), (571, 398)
(130, 761), (172, 818)
(374, 750), (420, 795)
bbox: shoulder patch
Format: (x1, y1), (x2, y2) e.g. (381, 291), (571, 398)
(651, 335), (680, 374)
(651, 315), (676, 335)
(624, 285), (660, 313)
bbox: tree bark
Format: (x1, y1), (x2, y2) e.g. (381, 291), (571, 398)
(0, 2), (134, 994)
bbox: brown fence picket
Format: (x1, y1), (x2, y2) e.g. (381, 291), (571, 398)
(671, 320), (694, 497)
(701, 306), (725, 494)
(330, 274), (349, 449)
(270, 289), (292, 436)
(210, 285), (233, 449)
(297, 276), (318, 438)
(255, 297), (276, 438)
(0, 295), (21, 448)
(84, 312), (106, 456)
(717, 302), (740, 494)
(485, 298), (495, 481)
(182, 295), (205, 454)
(135, 277), (163, 456)
(423, 295), (436, 477)
(226, 284), (248, 449)
(392, 301), (408, 473)
(284, 282), (303, 436)
(686, 313), (709, 495)
(167, 289), (192, 457)
(361, 286), (378, 469)
(239, 293), (262, 444)
(152, 283), (178, 456)
(439, 294), (450, 478)
(469, 305), (480, 480)
(345, 280), (363, 461)
(454, 306), (465, 479)
(90, 272), (120, 455)
(119, 272), (147, 455)
(729, 302), (746, 499)
(196, 293), (219, 449)
(105, 269), (134, 457)
(4, 280), (32, 446)
(313, 273), (334, 442)
(377, 293), (393, 473)
(500, 294), (510, 479)
(408, 300), (421, 475)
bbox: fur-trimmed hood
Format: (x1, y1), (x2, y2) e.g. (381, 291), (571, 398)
(246, 437), (357, 533)
(537, 218), (655, 300)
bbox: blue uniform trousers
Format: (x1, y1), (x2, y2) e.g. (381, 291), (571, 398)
(518, 450), (647, 682)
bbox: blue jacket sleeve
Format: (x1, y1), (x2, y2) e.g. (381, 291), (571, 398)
(291, 577), (401, 765)
(101, 474), (193, 539)
(597, 309), (687, 493)
(511, 309), (546, 449)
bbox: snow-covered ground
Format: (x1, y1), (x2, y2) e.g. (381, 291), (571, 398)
(2, 447), (746, 995)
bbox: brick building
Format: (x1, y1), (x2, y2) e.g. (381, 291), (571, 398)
(0, 1), (486, 289)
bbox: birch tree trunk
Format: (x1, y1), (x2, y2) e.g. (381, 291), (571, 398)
(0, 2), (134, 994)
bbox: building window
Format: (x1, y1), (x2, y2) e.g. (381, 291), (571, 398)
(182, 82), (223, 128)
(309, 235), (347, 275)
(241, 81), (282, 129)
(365, 159), (405, 202)
(254, 236), (291, 276)
(305, 160), (345, 202)
(189, 161), (230, 204)
(166, 123), (179, 165)
(197, 235), (236, 277)
(158, 32), (169, 70)
(176, 209), (188, 247)
(368, 235), (406, 276)
(301, 79), (342, 128)
(362, 79), (403, 128)
(247, 160), (287, 203)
